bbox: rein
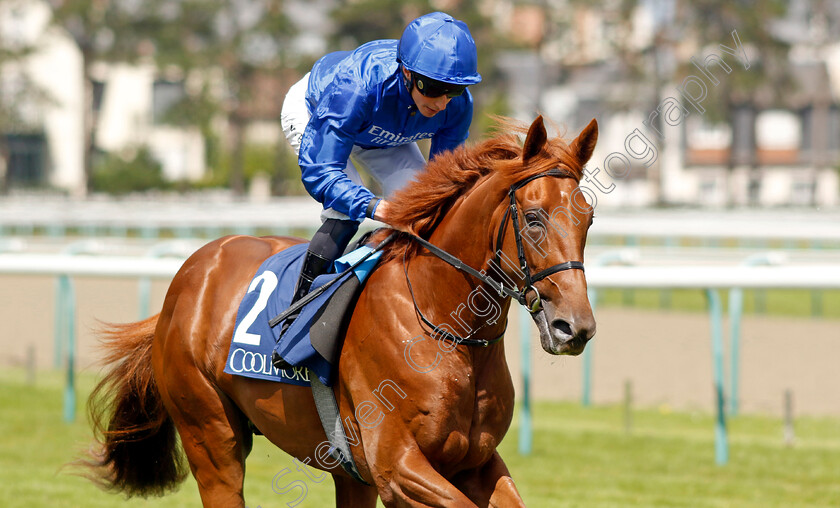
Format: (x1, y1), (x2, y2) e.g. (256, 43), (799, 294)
(403, 169), (585, 347)
(403, 247), (508, 347)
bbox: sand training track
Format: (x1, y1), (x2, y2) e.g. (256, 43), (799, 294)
(2, 274), (838, 416)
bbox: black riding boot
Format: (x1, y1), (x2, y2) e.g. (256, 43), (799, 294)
(291, 251), (333, 303)
(272, 218), (359, 369)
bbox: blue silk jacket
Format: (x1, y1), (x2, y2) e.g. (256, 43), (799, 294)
(299, 39), (474, 221)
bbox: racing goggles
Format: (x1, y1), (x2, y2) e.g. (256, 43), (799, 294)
(412, 72), (467, 98)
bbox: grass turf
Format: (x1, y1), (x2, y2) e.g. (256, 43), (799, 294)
(595, 288), (840, 319)
(2, 368), (839, 507)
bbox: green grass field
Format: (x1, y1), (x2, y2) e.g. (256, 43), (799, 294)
(3, 368), (839, 508)
(595, 288), (840, 319)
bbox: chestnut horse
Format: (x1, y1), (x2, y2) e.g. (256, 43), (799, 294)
(83, 116), (598, 507)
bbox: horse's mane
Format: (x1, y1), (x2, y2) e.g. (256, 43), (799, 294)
(371, 117), (584, 262)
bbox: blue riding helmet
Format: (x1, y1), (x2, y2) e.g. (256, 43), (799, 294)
(398, 12), (482, 86)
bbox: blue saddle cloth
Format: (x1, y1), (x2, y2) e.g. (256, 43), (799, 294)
(223, 243), (381, 387)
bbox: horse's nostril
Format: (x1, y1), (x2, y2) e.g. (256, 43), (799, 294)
(552, 319), (573, 336)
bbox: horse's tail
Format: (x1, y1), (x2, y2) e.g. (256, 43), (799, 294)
(80, 315), (187, 497)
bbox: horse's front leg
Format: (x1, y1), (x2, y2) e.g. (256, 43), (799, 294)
(453, 452), (526, 508)
(372, 446), (479, 508)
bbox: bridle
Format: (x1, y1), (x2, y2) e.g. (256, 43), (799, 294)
(494, 168), (585, 312)
(404, 168), (585, 347)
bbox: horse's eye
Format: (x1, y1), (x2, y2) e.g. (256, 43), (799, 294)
(524, 212), (541, 225)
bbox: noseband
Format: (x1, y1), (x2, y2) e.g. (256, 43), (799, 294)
(404, 169), (585, 346)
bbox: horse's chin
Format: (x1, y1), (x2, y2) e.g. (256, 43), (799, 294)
(532, 309), (588, 356)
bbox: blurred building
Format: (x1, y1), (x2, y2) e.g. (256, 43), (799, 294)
(2, 0), (839, 208)
(0, 1), (208, 194)
(0, 0), (312, 195)
(0, 0), (82, 193)
(496, 0), (840, 208)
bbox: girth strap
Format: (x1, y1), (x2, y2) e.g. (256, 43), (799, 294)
(309, 371), (370, 485)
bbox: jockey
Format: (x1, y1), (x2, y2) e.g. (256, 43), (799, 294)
(279, 12), (482, 308)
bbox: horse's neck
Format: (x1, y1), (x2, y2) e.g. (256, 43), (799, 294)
(430, 176), (503, 268)
(415, 177), (512, 341)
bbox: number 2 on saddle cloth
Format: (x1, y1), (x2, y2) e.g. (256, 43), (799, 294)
(223, 236), (394, 387)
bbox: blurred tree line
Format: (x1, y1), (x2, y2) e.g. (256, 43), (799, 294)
(45, 0), (297, 195)
(2, 0), (833, 198)
(2, 0), (513, 196)
(591, 0), (794, 205)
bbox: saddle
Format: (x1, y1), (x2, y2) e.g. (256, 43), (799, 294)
(223, 237), (384, 388)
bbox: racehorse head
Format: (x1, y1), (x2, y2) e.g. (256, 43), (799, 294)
(381, 115), (599, 356)
(505, 116), (598, 355)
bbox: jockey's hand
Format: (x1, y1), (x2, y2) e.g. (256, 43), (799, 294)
(373, 199), (391, 223)
(373, 199), (407, 232)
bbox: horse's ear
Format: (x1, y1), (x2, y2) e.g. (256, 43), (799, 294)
(522, 115), (547, 162)
(570, 118), (598, 165)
